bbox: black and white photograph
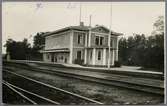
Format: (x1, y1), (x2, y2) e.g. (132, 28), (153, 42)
(2, 1), (165, 105)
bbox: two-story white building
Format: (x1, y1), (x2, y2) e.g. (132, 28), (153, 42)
(41, 22), (122, 66)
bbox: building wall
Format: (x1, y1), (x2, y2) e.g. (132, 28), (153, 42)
(106, 49), (115, 65)
(87, 49), (93, 65)
(111, 37), (117, 48)
(90, 33), (108, 47)
(54, 52), (69, 63)
(95, 49), (103, 65)
(43, 28), (119, 66)
(43, 52), (69, 63)
(86, 48), (115, 66)
(72, 48), (84, 63)
(90, 33), (95, 46)
(43, 53), (51, 62)
(91, 26), (109, 33)
(45, 31), (71, 50)
(73, 31), (87, 48)
(89, 32), (117, 48)
(71, 29), (118, 65)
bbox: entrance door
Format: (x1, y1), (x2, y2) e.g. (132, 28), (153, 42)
(51, 54), (54, 62)
(77, 51), (81, 60)
(89, 50), (92, 64)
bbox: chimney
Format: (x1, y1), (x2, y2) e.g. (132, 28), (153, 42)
(80, 22), (84, 26)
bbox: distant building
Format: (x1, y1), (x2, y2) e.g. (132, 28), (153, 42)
(41, 22), (122, 66)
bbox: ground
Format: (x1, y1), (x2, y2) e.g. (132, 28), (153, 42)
(6, 66), (163, 105)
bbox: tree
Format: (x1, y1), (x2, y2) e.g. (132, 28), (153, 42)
(149, 16), (164, 70)
(4, 38), (31, 60)
(31, 32), (48, 60)
(142, 34), (164, 69)
(152, 16), (164, 35)
(33, 32), (46, 50)
(119, 34), (147, 66)
(118, 16), (164, 72)
(119, 37), (128, 64)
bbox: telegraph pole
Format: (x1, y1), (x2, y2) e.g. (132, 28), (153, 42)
(108, 3), (112, 69)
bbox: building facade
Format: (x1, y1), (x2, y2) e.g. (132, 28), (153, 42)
(41, 23), (122, 66)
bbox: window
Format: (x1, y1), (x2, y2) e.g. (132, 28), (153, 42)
(61, 56), (63, 60)
(78, 34), (82, 44)
(55, 57), (57, 62)
(98, 51), (101, 60)
(90, 51), (92, 59)
(95, 36), (99, 45)
(51, 54), (54, 62)
(47, 54), (50, 59)
(110, 39), (113, 47)
(78, 35), (81, 44)
(77, 51), (81, 60)
(65, 58), (67, 63)
(100, 37), (104, 45)
(95, 36), (104, 46)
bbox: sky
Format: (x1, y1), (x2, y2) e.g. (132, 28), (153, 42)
(2, 2), (165, 54)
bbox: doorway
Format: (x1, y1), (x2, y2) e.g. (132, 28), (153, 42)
(77, 51), (81, 60)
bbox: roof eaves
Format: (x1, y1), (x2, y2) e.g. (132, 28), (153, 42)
(43, 27), (71, 37)
(44, 26), (90, 37)
(111, 32), (123, 36)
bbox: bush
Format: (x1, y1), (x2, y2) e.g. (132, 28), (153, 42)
(114, 61), (121, 67)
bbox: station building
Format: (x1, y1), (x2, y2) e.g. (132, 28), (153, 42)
(41, 22), (122, 66)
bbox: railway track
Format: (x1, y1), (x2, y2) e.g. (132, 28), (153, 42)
(3, 69), (104, 105)
(4, 65), (164, 95)
(3, 81), (60, 105)
(3, 83), (34, 104)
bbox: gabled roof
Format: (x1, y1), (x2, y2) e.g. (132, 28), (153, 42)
(43, 25), (123, 37)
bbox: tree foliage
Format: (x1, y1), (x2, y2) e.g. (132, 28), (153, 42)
(31, 32), (47, 60)
(152, 16), (164, 35)
(119, 34), (164, 70)
(4, 32), (47, 61)
(119, 16), (164, 71)
(33, 32), (46, 50)
(4, 38), (31, 60)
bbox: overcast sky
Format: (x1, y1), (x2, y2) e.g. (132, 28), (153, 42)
(2, 2), (165, 54)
